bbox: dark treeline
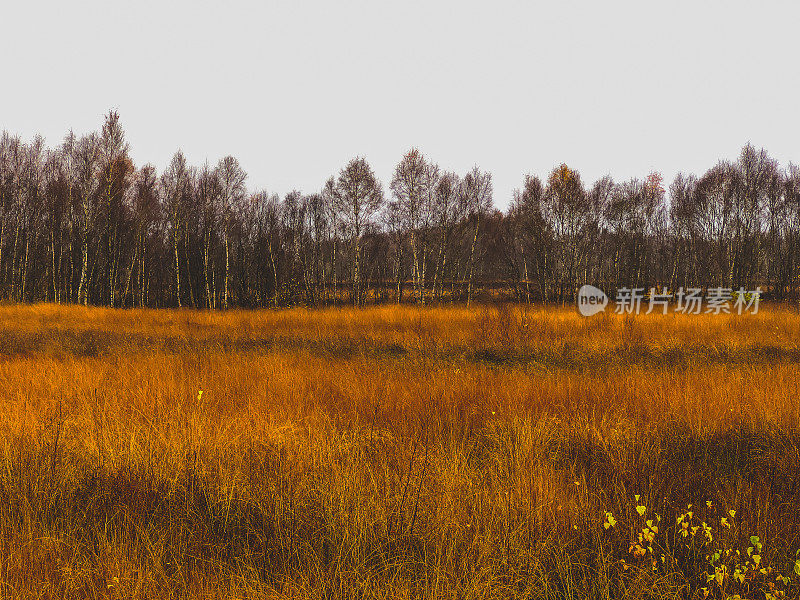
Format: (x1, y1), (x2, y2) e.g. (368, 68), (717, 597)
(1, 112), (798, 308)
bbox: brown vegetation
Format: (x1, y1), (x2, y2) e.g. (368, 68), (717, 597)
(1, 303), (799, 598)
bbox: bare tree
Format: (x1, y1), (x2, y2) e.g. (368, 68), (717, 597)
(3, 111), (799, 308)
(429, 171), (462, 301)
(161, 151), (191, 307)
(541, 164), (589, 303)
(458, 166), (493, 305)
(98, 111), (133, 307)
(127, 165), (160, 306)
(391, 149), (439, 304)
(668, 173), (699, 291)
(509, 174), (548, 301)
(70, 134), (102, 305)
(195, 164), (221, 308)
(215, 156), (246, 309)
(304, 192), (329, 305)
(329, 157), (384, 306)
(780, 165), (800, 298)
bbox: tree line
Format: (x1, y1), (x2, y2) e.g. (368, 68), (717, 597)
(0, 112), (798, 308)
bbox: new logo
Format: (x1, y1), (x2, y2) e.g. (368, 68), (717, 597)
(577, 285), (608, 316)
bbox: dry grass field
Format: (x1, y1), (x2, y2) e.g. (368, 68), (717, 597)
(0, 303), (799, 599)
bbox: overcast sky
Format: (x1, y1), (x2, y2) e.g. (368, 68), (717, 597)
(2, 0), (798, 209)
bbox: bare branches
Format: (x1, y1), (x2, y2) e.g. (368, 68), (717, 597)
(328, 157), (385, 305)
(0, 112), (797, 306)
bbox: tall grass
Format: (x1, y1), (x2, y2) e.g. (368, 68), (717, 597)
(0, 303), (798, 598)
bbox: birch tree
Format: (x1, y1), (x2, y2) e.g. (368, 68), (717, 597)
(329, 157), (384, 306)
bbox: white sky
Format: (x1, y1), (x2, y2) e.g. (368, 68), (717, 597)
(2, 0), (798, 209)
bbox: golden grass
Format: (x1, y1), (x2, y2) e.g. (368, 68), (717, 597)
(0, 303), (799, 598)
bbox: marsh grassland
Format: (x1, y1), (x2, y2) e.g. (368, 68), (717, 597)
(0, 303), (799, 599)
